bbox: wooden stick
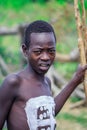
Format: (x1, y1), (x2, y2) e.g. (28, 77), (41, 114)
(74, 0), (86, 65)
(74, 0), (87, 99)
(80, 0), (87, 100)
(80, 0), (87, 59)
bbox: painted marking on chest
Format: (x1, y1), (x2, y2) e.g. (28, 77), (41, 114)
(24, 96), (56, 130)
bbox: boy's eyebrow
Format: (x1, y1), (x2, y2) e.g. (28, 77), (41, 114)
(31, 46), (43, 49)
(32, 46), (56, 49)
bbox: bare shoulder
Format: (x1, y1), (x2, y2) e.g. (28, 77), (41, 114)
(2, 73), (21, 88)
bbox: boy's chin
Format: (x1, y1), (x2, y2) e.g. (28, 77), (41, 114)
(37, 69), (49, 75)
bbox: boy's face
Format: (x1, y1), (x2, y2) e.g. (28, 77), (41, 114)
(27, 32), (56, 75)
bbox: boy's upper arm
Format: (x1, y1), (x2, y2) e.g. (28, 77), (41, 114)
(0, 74), (20, 129)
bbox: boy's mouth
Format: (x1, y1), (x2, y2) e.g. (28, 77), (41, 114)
(39, 63), (50, 71)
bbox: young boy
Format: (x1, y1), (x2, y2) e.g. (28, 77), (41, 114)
(0, 20), (87, 130)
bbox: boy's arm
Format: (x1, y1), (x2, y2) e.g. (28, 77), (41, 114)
(0, 74), (19, 129)
(54, 65), (87, 116)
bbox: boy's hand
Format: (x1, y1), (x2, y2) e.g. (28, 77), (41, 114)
(73, 64), (87, 84)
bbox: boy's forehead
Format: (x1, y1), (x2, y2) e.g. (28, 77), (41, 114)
(28, 32), (56, 49)
(30, 32), (55, 43)
(30, 32), (54, 36)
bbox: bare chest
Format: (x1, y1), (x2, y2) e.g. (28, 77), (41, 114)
(17, 79), (52, 102)
(7, 79), (54, 130)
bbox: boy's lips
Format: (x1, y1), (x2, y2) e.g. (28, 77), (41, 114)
(39, 63), (50, 71)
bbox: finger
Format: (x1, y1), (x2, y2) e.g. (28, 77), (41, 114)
(82, 64), (87, 70)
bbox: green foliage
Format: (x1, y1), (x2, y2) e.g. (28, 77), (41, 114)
(57, 112), (87, 128)
(0, 0), (87, 10)
(55, 42), (78, 79)
(56, 42), (72, 53)
(56, 0), (65, 5)
(35, 0), (49, 4)
(2, 129), (7, 130)
(0, 0), (30, 10)
(84, 0), (87, 9)
(0, 38), (5, 57)
(0, 0), (48, 10)
(0, 36), (20, 65)
(78, 0), (87, 15)
(70, 96), (81, 103)
(56, 0), (74, 5)
(54, 62), (78, 79)
(81, 0), (87, 9)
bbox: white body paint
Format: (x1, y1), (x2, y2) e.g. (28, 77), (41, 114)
(25, 96), (56, 130)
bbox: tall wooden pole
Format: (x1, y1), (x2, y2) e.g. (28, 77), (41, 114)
(74, 0), (87, 99)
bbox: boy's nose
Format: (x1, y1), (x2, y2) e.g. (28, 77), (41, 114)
(41, 52), (50, 60)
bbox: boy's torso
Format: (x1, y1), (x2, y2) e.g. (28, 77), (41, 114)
(7, 74), (56, 130)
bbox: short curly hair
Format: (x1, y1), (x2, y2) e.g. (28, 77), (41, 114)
(23, 20), (56, 48)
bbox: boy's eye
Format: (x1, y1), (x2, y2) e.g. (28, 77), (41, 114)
(34, 50), (41, 54)
(49, 50), (55, 54)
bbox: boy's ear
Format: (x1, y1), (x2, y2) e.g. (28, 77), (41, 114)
(22, 44), (28, 57)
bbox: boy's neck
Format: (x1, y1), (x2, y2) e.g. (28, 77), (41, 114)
(25, 64), (45, 80)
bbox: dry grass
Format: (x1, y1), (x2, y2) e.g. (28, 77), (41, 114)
(56, 100), (87, 130)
